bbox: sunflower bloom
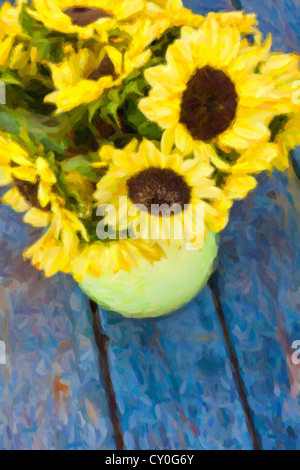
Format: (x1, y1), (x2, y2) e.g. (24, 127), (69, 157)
(23, 200), (89, 277)
(45, 19), (161, 113)
(216, 52), (300, 191)
(0, 5), (37, 77)
(159, 7), (260, 37)
(0, 133), (58, 227)
(94, 139), (228, 249)
(0, 39), (38, 76)
(219, 142), (279, 200)
(28, 0), (173, 41)
(28, 0), (138, 40)
(259, 52), (300, 171)
(139, 18), (277, 155)
(72, 238), (165, 282)
(274, 114), (300, 171)
(0, 2), (38, 75)
(0, 1), (23, 38)
(0, 35), (15, 70)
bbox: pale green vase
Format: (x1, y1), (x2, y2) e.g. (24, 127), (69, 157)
(79, 232), (218, 318)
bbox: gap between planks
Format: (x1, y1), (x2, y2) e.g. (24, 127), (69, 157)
(89, 279), (263, 451)
(89, 300), (125, 450)
(231, 0), (243, 10)
(213, 0), (262, 451)
(208, 275), (262, 450)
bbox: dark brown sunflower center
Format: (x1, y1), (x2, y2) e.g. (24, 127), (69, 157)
(127, 167), (191, 215)
(63, 7), (112, 26)
(88, 56), (117, 81)
(14, 179), (50, 212)
(179, 65), (238, 141)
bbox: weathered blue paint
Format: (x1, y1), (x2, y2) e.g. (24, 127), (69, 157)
(183, 0), (233, 14)
(240, 0), (300, 52)
(212, 0), (300, 449)
(0, 205), (115, 450)
(215, 168), (300, 450)
(99, 287), (253, 450)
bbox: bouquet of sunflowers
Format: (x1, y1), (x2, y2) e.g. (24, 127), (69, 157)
(0, 0), (299, 317)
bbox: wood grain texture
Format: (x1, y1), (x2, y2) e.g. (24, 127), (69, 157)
(210, 0), (300, 450)
(240, 0), (300, 52)
(0, 204), (116, 450)
(183, 0), (233, 14)
(214, 168), (300, 449)
(99, 289), (253, 450)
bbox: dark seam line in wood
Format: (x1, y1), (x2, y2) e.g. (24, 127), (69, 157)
(208, 276), (262, 451)
(231, 0), (243, 10)
(89, 299), (125, 450)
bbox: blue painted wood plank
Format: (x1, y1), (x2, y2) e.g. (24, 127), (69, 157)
(215, 167), (300, 449)
(210, 0), (300, 450)
(99, 288), (253, 450)
(183, 0), (234, 14)
(0, 205), (116, 450)
(240, 0), (300, 52)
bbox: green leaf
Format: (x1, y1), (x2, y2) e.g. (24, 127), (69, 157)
(0, 72), (22, 86)
(119, 98), (162, 140)
(61, 155), (101, 181)
(269, 114), (289, 142)
(0, 106), (68, 155)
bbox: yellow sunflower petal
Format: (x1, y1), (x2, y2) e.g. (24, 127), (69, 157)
(23, 208), (50, 227)
(0, 166), (13, 185)
(231, 143), (278, 174)
(94, 139), (225, 248)
(2, 187), (30, 212)
(224, 174), (258, 200)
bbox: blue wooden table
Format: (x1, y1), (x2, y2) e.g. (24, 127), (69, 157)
(0, 0), (300, 450)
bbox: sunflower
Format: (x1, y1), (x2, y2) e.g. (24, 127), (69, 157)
(259, 52), (300, 171)
(216, 52), (300, 194)
(0, 35), (15, 70)
(194, 49), (300, 199)
(156, 7), (260, 37)
(138, 3), (259, 38)
(45, 19), (162, 113)
(63, 170), (95, 218)
(139, 18), (277, 155)
(216, 142), (279, 200)
(23, 199), (89, 277)
(71, 238), (165, 282)
(217, 115), (299, 200)
(138, 0), (184, 31)
(28, 0), (136, 40)
(274, 114), (300, 172)
(93, 139), (228, 249)
(0, 38), (38, 77)
(0, 1), (23, 37)
(204, 11), (259, 37)
(0, 133), (58, 227)
(0, 2), (37, 76)
(27, 0), (174, 41)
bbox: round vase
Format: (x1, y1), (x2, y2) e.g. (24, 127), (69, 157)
(79, 232), (219, 319)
